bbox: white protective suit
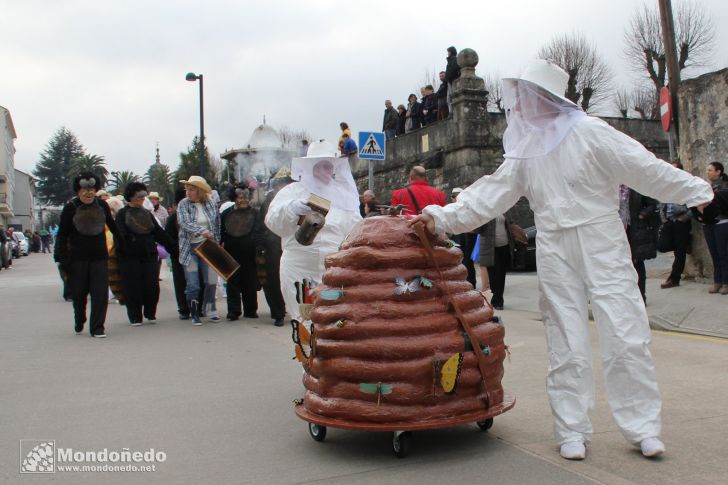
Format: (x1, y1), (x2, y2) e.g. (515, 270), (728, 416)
(424, 114), (713, 446)
(265, 144), (362, 323)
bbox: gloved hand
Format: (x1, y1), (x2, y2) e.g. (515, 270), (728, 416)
(288, 199), (313, 217)
(57, 261), (71, 280)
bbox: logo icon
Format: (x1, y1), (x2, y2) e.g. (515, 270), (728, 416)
(20, 440), (55, 473)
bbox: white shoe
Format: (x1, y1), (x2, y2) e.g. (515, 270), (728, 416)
(192, 321), (203, 326)
(130, 322), (142, 327)
(147, 318), (156, 324)
(640, 437), (665, 458)
(560, 441), (586, 460)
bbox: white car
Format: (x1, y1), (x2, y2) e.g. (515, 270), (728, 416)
(12, 232), (29, 256)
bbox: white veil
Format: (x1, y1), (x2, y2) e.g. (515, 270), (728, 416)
(502, 79), (586, 159)
(290, 156), (360, 213)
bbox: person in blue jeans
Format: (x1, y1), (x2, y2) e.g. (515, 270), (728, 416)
(703, 162), (728, 294)
(177, 176), (221, 324)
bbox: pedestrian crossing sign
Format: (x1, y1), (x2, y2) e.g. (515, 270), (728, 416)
(358, 131), (386, 160)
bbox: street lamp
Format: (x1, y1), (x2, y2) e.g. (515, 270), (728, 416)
(185, 72), (205, 178)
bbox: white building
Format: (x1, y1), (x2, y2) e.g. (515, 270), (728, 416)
(9, 169), (36, 232)
(0, 105), (17, 229)
(221, 123), (295, 185)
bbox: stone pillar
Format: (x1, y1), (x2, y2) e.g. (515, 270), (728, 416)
(451, 48), (488, 124)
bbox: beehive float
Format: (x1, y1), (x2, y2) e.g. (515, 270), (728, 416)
(292, 215), (515, 457)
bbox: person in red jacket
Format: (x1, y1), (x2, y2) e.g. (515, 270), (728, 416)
(390, 166), (446, 215)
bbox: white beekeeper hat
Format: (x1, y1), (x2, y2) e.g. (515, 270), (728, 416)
(503, 59), (576, 106)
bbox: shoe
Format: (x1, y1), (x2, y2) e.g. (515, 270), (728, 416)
(244, 313), (259, 319)
(660, 279), (679, 289)
(206, 304), (221, 322)
(721, 286), (728, 295)
(640, 437), (665, 458)
(494, 305), (504, 311)
(226, 314), (240, 321)
(130, 322), (142, 327)
(147, 318), (156, 324)
(74, 324), (84, 334)
(709, 283), (722, 294)
(274, 319), (285, 327)
(190, 299), (201, 324)
(92, 333), (107, 338)
(560, 441), (586, 460)
(178, 313), (190, 321)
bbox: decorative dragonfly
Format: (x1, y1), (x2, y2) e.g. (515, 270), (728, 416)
(394, 277), (421, 295)
(359, 382), (393, 406)
(319, 286), (345, 301)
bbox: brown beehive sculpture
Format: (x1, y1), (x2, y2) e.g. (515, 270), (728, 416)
(294, 216), (514, 430)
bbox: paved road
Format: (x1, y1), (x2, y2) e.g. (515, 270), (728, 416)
(1, 254), (727, 484)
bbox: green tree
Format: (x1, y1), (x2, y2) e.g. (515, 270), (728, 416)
(109, 170), (140, 195)
(175, 136), (213, 185)
(144, 162), (174, 203)
(71, 154), (108, 188)
(33, 127), (85, 205)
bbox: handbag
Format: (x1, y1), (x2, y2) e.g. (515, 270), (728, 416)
(656, 221), (674, 253)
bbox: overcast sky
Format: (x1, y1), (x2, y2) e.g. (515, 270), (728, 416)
(3, 0), (727, 178)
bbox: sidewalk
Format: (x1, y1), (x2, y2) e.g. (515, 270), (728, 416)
(498, 252), (728, 339)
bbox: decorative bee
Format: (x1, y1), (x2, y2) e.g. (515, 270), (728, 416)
(418, 276), (433, 289)
(335, 319), (346, 328)
(292, 398), (304, 406)
(445, 239), (460, 248)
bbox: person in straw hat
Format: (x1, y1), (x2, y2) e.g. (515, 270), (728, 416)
(265, 140), (361, 327)
(177, 175), (221, 324)
(411, 59), (714, 460)
(148, 192), (168, 227)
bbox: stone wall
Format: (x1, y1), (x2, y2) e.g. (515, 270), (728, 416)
(352, 48), (670, 229)
(678, 68), (728, 280)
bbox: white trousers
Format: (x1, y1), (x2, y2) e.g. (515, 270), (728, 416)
(536, 219), (661, 445)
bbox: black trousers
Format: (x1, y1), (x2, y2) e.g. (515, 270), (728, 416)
(70, 259), (109, 335)
(487, 245), (511, 308)
(120, 257), (160, 323)
(261, 245), (286, 320)
(667, 220), (692, 283)
(60, 266), (73, 300)
(633, 259), (647, 300)
(226, 265), (259, 317)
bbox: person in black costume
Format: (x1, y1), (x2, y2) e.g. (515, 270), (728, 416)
(115, 182), (176, 325)
(54, 173), (119, 337)
(256, 169), (292, 326)
(220, 184), (261, 320)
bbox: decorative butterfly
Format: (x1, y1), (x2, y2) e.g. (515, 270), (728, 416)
(439, 353), (464, 394)
(290, 319), (311, 363)
(319, 286), (345, 301)
(445, 239), (460, 248)
(394, 276), (421, 295)
(359, 382), (393, 406)
(418, 276), (433, 289)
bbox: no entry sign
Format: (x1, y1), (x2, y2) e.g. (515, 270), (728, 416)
(660, 87), (671, 132)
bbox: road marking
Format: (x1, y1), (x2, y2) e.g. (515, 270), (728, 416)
(652, 329), (728, 344)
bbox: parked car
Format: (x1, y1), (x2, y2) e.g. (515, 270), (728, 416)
(512, 226), (536, 271)
(0, 228), (12, 269)
(12, 231), (29, 256)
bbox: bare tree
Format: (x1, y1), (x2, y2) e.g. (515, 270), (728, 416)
(416, 68), (440, 96)
(483, 73), (505, 113)
(623, 0), (716, 91)
(632, 86), (660, 120)
(537, 32), (612, 112)
(614, 88), (632, 118)
(278, 126), (312, 151)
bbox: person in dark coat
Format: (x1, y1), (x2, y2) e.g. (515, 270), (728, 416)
(115, 182), (177, 325)
(220, 184), (261, 320)
(165, 187), (203, 320)
(54, 172), (119, 337)
(404, 94), (421, 133)
(436, 71), (449, 120)
(421, 85), (438, 126)
(396, 104), (407, 136)
(620, 186), (660, 302)
(382, 100), (399, 140)
(256, 168), (293, 326)
(445, 46), (460, 112)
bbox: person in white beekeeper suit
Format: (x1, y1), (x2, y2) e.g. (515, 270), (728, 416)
(411, 59), (713, 461)
(265, 140), (362, 326)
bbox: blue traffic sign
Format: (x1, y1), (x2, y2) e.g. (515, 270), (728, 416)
(358, 131), (386, 160)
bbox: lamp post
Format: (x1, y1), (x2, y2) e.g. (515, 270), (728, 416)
(185, 72), (206, 178)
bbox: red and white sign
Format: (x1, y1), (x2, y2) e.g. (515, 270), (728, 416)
(660, 87), (671, 132)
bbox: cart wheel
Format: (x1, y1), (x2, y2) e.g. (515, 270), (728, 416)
(476, 418), (494, 431)
(308, 423), (327, 442)
(392, 431), (412, 458)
